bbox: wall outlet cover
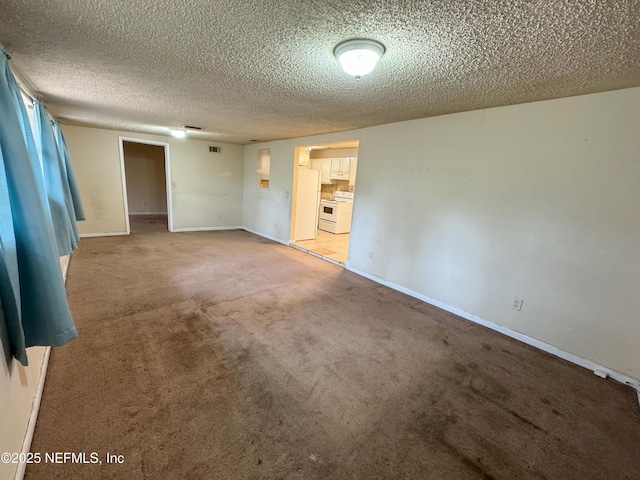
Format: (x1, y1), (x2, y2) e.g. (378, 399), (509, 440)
(511, 297), (523, 311)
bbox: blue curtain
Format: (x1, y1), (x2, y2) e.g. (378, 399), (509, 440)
(34, 101), (79, 256)
(53, 122), (85, 222)
(0, 149), (25, 364)
(0, 45), (77, 365)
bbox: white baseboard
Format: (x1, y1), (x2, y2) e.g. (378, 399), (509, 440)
(345, 265), (640, 403)
(128, 212), (167, 216)
(15, 347), (51, 480)
(171, 226), (243, 233)
(79, 231), (128, 238)
(241, 228), (289, 246)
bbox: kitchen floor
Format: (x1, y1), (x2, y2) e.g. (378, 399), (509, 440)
(292, 230), (349, 264)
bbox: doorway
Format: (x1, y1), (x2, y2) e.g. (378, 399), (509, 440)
(290, 140), (359, 265)
(119, 137), (173, 234)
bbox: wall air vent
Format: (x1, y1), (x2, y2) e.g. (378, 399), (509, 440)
(209, 145), (222, 153)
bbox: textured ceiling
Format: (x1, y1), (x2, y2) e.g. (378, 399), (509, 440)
(1, 0), (639, 144)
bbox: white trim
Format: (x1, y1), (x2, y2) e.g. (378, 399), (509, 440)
(83, 227), (243, 236)
(241, 227), (289, 246)
(15, 347), (51, 480)
(171, 226), (243, 233)
(128, 212), (169, 216)
(79, 231), (129, 238)
(118, 136), (174, 233)
(289, 243), (344, 267)
(117, 138), (131, 234)
(59, 256), (70, 278)
(345, 265), (640, 401)
(164, 144), (174, 232)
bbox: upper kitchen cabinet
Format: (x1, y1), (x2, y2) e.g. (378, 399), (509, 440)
(311, 158), (334, 184)
(330, 158), (352, 180)
(311, 158), (336, 185)
(348, 158), (358, 188)
(309, 155), (358, 185)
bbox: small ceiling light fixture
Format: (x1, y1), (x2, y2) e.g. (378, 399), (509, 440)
(334, 38), (385, 78)
(169, 128), (186, 139)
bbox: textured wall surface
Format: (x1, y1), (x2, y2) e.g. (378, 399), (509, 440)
(1, 0), (639, 143)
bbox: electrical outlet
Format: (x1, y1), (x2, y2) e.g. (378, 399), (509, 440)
(511, 297), (523, 311)
(143, 201), (149, 206)
(368, 251), (374, 260)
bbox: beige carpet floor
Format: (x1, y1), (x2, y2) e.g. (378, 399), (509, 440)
(26, 225), (640, 479)
(129, 214), (168, 234)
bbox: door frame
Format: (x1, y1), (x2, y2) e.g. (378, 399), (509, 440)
(118, 136), (173, 233)
(289, 140), (359, 265)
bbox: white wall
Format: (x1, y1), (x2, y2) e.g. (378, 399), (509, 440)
(242, 142), (294, 242)
(62, 125), (128, 234)
(62, 125), (244, 234)
(170, 137), (244, 231)
(243, 133), (361, 242)
(123, 142), (167, 214)
(243, 87), (640, 380)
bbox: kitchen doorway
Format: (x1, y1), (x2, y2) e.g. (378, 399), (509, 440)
(119, 137), (173, 234)
(290, 140), (359, 265)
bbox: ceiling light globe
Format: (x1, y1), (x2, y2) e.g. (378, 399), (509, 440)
(169, 128), (186, 139)
(335, 39), (385, 78)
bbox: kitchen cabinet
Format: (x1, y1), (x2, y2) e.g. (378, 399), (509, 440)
(330, 157), (351, 180)
(348, 158), (358, 188)
(311, 158), (334, 184)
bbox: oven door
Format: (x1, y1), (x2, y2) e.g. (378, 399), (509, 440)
(319, 202), (337, 222)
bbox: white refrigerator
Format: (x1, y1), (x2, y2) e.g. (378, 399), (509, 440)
(293, 168), (321, 241)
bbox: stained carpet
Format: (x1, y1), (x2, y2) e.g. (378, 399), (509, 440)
(129, 214), (168, 234)
(26, 227), (640, 479)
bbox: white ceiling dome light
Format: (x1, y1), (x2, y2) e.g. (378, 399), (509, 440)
(334, 39), (385, 79)
(169, 128), (186, 138)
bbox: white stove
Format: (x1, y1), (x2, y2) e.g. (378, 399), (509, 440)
(319, 191), (353, 206)
(318, 191), (354, 234)
(333, 191), (354, 202)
